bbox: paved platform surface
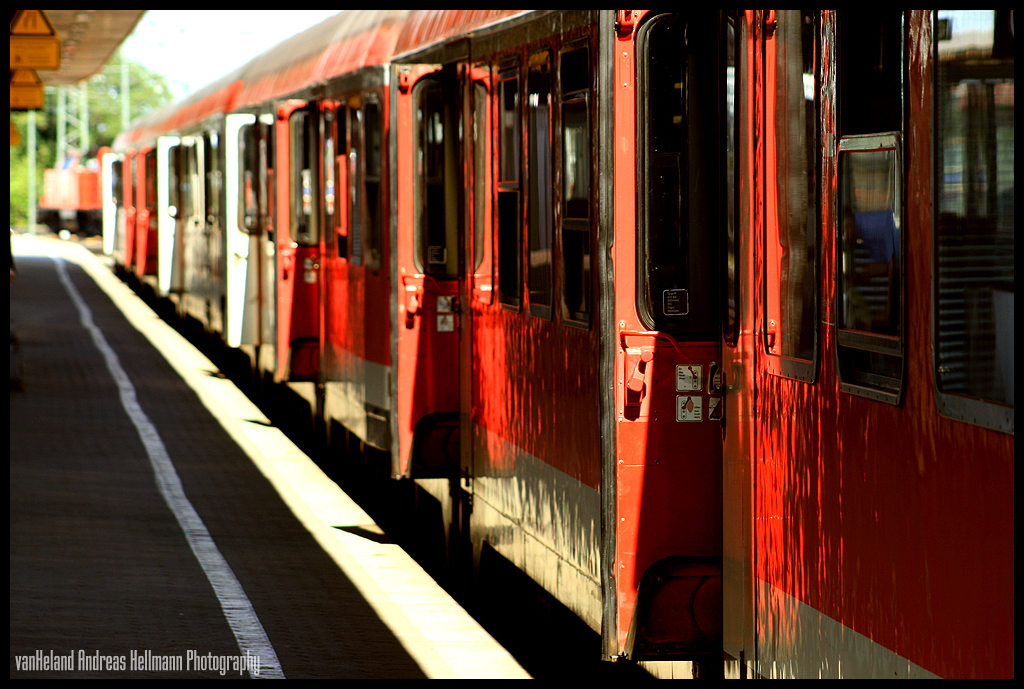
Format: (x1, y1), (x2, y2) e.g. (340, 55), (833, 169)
(9, 234), (531, 679)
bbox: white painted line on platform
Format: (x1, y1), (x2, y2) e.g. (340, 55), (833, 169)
(49, 248), (284, 679)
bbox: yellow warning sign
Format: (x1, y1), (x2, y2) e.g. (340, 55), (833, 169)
(11, 10), (57, 35)
(10, 69), (44, 110)
(10, 10), (61, 70)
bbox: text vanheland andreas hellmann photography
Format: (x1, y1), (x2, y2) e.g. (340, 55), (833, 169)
(13, 649), (263, 676)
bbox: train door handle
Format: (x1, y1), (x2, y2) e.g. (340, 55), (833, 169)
(406, 286), (423, 317)
(626, 348), (654, 393)
(401, 272), (442, 327)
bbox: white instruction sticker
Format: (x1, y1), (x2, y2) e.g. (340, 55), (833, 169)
(676, 395), (703, 422)
(676, 364), (703, 392)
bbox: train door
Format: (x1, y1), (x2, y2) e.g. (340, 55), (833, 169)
(719, 10), (758, 676)
(275, 100), (321, 382)
(179, 135), (206, 322)
(101, 151), (122, 258)
(394, 65), (464, 478)
(121, 150), (136, 273)
(156, 135), (181, 297)
(136, 147), (158, 279)
(203, 129), (226, 336)
(611, 10), (724, 662)
(458, 65), (493, 544)
(319, 89), (393, 450)
(236, 115), (276, 368)
(225, 113), (257, 349)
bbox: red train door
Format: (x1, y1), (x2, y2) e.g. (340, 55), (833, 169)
(275, 100), (321, 382)
(720, 10), (760, 673)
(135, 146), (157, 279)
(121, 150), (136, 273)
(611, 10), (724, 662)
(394, 64), (465, 478)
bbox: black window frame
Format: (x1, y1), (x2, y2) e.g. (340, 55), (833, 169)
(288, 107), (319, 247)
(636, 11), (722, 340)
(559, 40), (593, 328)
(527, 50), (554, 319)
(497, 66), (523, 309)
(834, 10), (906, 405)
(411, 74), (462, 279)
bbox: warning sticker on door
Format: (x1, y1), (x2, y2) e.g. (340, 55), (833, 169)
(676, 364), (703, 392)
(676, 395), (703, 422)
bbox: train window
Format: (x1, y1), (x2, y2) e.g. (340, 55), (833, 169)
(637, 12), (721, 338)
(764, 10), (819, 379)
(722, 12), (740, 346)
(934, 10), (1014, 430)
(240, 124), (260, 233)
(364, 100), (383, 270)
(261, 120), (274, 241)
(837, 10), (903, 137)
(837, 136), (903, 400)
(413, 76), (460, 278)
(349, 104), (363, 265)
(129, 155), (136, 211)
(497, 69), (522, 308)
(289, 110), (319, 246)
(145, 151), (158, 215)
(560, 44), (591, 326)
(472, 79), (490, 288)
(322, 109), (336, 231)
(180, 142), (194, 222)
(527, 52), (553, 318)
(835, 11), (905, 404)
(499, 71), (521, 185)
(335, 105), (347, 259)
(166, 145), (179, 219)
(112, 159), (124, 210)
(204, 132), (220, 229)
(185, 139), (203, 224)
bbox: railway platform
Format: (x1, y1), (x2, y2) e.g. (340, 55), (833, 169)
(9, 233), (530, 679)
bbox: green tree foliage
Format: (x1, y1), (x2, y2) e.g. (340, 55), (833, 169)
(9, 49), (174, 227)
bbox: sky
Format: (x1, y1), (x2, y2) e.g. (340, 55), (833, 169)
(120, 10), (341, 99)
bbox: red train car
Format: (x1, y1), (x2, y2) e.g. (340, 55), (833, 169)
(719, 10), (1014, 678)
(105, 9), (1013, 677)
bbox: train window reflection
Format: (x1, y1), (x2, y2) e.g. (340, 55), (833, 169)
(561, 43), (591, 326)
(836, 136), (903, 399)
(834, 11), (905, 403)
(413, 77), (460, 278)
(839, 146), (901, 337)
(289, 110), (318, 246)
(364, 100), (383, 269)
(527, 54), (553, 318)
(240, 125), (259, 233)
(637, 12), (720, 337)
(497, 70), (522, 308)
(934, 9), (1014, 413)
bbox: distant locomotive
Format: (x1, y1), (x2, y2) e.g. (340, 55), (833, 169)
(108, 10), (1014, 678)
(38, 148), (112, 237)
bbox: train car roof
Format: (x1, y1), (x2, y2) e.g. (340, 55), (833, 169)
(392, 10), (530, 61)
(114, 10), (409, 151)
(235, 10), (408, 107)
(112, 10), (541, 151)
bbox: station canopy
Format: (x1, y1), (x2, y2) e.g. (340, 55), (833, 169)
(14, 10), (146, 85)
